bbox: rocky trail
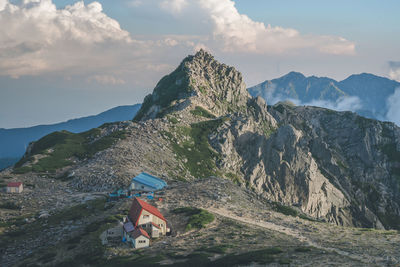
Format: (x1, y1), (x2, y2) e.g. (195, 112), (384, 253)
(205, 207), (387, 266)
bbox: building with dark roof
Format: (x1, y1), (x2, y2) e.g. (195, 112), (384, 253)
(130, 172), (167, 192)
(123, 224), (150, 249)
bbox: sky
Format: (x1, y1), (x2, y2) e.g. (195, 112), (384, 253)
(0, 0), (399, 128)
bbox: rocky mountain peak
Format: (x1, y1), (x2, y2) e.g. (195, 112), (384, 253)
(134, 50), (250, 121)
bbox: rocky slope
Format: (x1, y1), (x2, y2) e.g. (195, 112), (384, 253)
(9, 50), (400, 231)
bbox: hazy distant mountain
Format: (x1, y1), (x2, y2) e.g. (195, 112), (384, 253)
(248, 72), (400, 120)
(0, 104), (141, 170)
(16, 50), (400, 231)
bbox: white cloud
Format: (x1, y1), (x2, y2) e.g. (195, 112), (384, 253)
(389, 61), (400, 82)
(0, 0), (134, 77)
(129, 0), (142, 7)
(0, 0), (357, 89)
(386, 87), (400, 126)
(160, 0), (187, 14)
(262, 83), (362, 113)
(159, 0), (355, 55)
(304, 96), (362, 112)
(0, 0), (7, 11)
(87, 75), (126, 85)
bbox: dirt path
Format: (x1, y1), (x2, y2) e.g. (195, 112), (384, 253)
(205, 207), (385, 266)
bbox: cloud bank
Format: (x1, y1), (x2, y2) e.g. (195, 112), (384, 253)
(160, 0), (355, 55)
(0, 0), (357, 80)
(261, 83), (363, 114)
(389, 61), (400, 82)
(386, 87), (400, 126)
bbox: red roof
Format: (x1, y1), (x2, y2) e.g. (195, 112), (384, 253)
(132, 227), (150, 239)
(7, 182), (22, 188)
(151, 222), (161, 229)
(128, 197), (166, 226)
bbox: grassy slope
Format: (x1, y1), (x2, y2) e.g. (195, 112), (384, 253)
(13, 127), (126, 174)
(170, 118), (227, 179)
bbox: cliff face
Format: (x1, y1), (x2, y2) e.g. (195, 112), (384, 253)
(210, 102), (400, 229)
(134, 49), (250, 121)
(131, 50), (400, 229)
(14, 50), (400, 230)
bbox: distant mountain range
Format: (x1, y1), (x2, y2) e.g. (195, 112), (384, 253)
(248, 72), (400, 120)
(0, 104), (141, 170)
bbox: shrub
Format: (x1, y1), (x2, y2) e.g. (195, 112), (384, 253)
(190, 106), (216, 119)
(0, 201), (21, 210)
(272, 202), (298, 217)
(295, 247), (312, 252)
(173, 207), (214, 231)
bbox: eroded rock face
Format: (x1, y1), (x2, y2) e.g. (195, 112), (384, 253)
(209, 102), (400, 229)
(134, 49), (250, 121)
(76, 51), (400, 229)
(11, 50), (400, 230)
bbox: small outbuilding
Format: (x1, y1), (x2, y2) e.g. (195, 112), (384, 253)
(100, 222), (123, 245)
(6, 182), (23, 193)
(123, 222), (150, 249)
(130, 172), (167, 192)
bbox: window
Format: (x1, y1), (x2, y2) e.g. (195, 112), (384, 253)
(141, 185), (144, 189)
(143, 215), (149, 219)
(138, 240), (146, 243)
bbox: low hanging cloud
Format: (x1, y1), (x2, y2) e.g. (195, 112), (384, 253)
(160, 0), (356, 55)
(386, 87), (400, 126)
(303, 96), (362, 112)
(388, 61), (400, 82)
(87, 75), (126, 85)
(260, 83), (363, 113)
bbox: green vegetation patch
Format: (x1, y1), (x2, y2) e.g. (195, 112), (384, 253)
(13, 128), (126, 174)
(173, 207), (214, 231)
(102, 254), (166, 267)
(295, 246), (313, 252)
(171, 118), (226, 178)
(211, 247), (283, 266)
(133, 65), (192, 121)
(225, 172), (242, 185)
(200, 244), (234, 254)
(272, 202), (299, 217)
(190, 106), (216, 119)
(168, 116), (179, 124)
(0, 201), (21, 210)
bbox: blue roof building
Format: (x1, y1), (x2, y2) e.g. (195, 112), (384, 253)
(130, 172), (167, 192)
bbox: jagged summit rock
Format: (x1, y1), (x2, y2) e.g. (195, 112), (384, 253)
(134, 49), (250, 121)
(8, 50), (400, 231)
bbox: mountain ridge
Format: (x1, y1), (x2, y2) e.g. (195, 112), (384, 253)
(0, 104), (141, 170)
(248, 71), (400, 121)
(1, 50), (400, 266)
(8, 51), (400, 230)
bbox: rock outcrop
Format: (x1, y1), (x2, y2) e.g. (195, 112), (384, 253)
(12, 50), (400, 230)
(134, 49), (250, 121)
